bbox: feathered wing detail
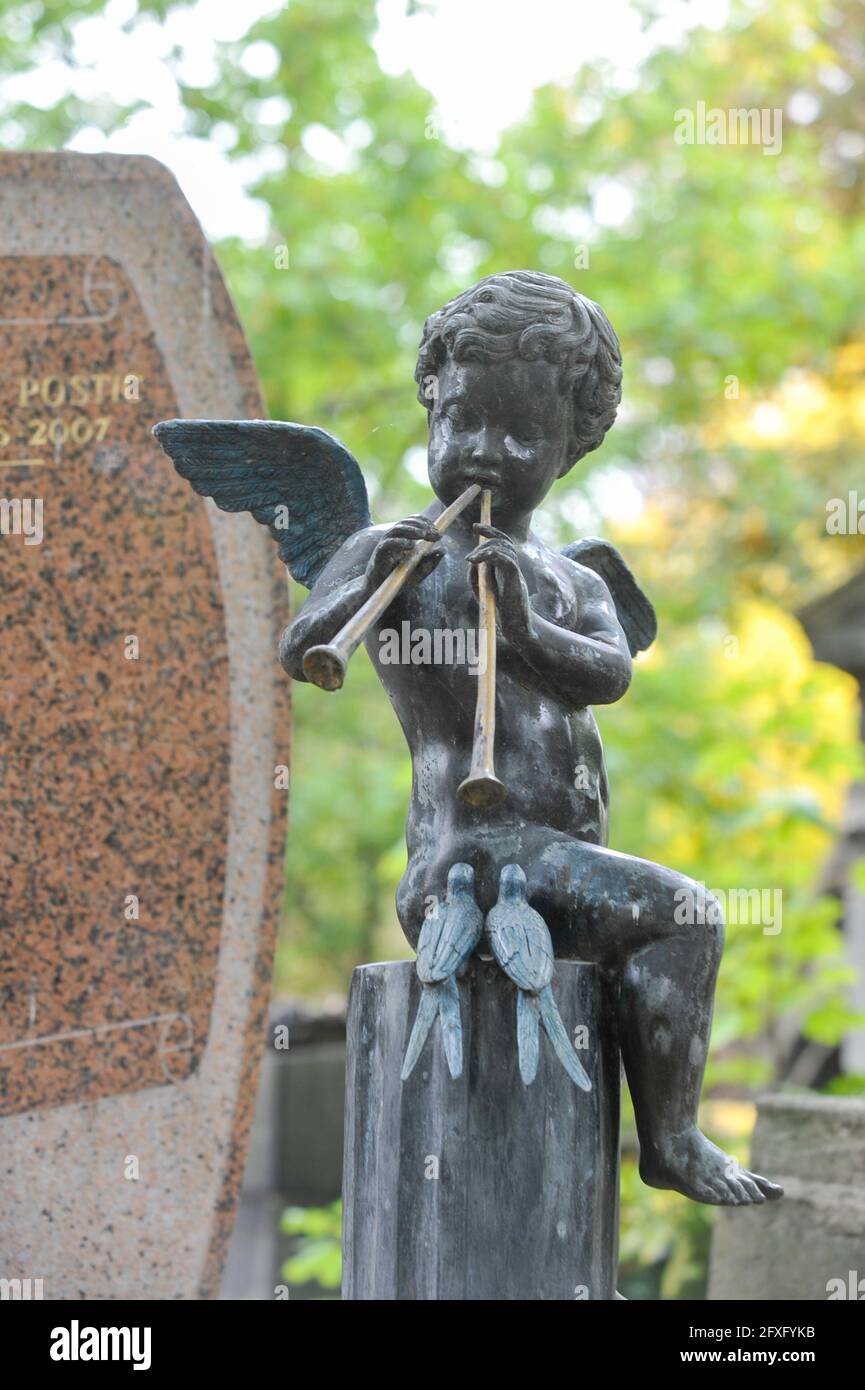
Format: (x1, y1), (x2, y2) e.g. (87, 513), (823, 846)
(402, 864), (483, 1083)
(487, 905), (554, 995)
(538, 985), (591, 1091)
(401, 976), (464, 1082)
(487, 864), (593, 1091)
(436, 976), (464, 1079)
(516, 990), (542, 1085)
(515, 987), (590, 1089)
(561, 536), (657, 656)
(152, 419), (372, 589)
(416, 901), (474, 984)
(401, 987), (441, 1081)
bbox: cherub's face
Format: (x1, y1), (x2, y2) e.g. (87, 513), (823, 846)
(426, 356), (571, 526)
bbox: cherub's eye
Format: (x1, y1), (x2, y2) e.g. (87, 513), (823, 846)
(441, 406), (478, 431)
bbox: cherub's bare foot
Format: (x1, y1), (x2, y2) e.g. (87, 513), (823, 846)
(639, 1125), (783, 1205)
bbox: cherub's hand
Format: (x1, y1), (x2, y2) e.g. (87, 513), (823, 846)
(466, 524), (534, 639)
(365, 515), (444, 592)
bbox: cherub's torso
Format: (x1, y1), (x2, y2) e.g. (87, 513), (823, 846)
(363, 514), (611, 877)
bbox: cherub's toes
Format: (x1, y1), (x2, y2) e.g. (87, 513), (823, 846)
(750, 1171), (784, 1201)
(705, 1180), (732, 1204)
(735, 1173), (766, 1204)
(720, 1176), (754, 1205)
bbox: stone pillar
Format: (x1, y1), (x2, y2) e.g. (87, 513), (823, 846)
(342, 959), (620, 1301)
(799, 570), (865, 1073)
(708, 1094), (865, 1301)
(836, 785), (865, 1074)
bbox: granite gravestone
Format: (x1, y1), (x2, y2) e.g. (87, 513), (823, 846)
(0, 152), (288, 1299)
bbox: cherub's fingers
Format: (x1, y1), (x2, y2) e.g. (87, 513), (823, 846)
(405, 514), (443, 539)
(471, 527), (519, 562)
(466, 539), (516, 560)
(466, 563), (501, 602)
(369, 536), (420, 579)
(388, 517), (441, 542)
(467, 563), (508, 608)
(413, 545), (444, 581)
(473, 523), (512, 543)
(466, 542), (520, 569)
(379, 536), (420, 557)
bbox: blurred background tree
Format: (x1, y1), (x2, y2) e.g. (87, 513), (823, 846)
(4, 0), (864, 1296)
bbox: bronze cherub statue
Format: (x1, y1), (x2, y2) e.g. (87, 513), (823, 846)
(155, 269), (781, 1207)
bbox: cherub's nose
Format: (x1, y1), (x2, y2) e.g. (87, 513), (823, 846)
(470, 426), (504, 464)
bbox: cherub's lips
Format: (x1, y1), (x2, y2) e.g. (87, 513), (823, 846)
(464, 470), (499, 487)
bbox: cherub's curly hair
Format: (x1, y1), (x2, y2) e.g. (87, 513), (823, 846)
(415, 269), (622, 466)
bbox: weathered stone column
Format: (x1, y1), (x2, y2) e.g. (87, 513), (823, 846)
(342, 959), (620, 1300)
(708, 1094), (865, 1301)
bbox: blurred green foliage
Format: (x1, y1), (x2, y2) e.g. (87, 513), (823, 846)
(281, 1202), (342, 1294)
(5, 0), (865, 1297)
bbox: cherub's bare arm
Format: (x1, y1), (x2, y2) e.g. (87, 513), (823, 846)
(466, 528), (631, 709)
(515, 571), (632, 708)
(278, 528), (376, 681)
(279, 515), (443, 681)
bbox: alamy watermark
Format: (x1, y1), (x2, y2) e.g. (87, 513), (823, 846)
(826, 1271), (865, 1299)
(379, 622), (487, 675)
(0, 497), (42, 545)
(826, 491), (865, 535)
(674, 882), (782, 935)
(1, 1276), (44, 1299)
(674, 102), (782, 156)
(49, 1321), (151, 1369)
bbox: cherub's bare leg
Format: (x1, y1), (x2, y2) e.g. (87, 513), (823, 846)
(531, 839), (783, 1206)
(620, 933), (780, 1204)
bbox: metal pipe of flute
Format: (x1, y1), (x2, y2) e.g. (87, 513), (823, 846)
(302, 482), (482, 692)
(457, 488), (507, 809)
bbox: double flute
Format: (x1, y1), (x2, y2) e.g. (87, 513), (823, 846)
(302, 483), (507, 808)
